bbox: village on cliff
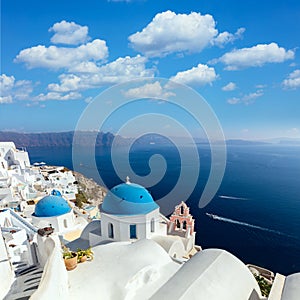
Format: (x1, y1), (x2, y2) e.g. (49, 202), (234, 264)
(0, 142), (299, 300)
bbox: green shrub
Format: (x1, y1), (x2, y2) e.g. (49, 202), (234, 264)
(254, 274), (272, 297)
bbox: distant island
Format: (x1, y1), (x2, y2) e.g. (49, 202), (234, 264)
(0, 131), (118, 147)
(1, 131), (299, 148)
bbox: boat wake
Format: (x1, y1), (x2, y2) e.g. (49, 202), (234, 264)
(219, 195), (248, 200)
(205, 213), (289, 237)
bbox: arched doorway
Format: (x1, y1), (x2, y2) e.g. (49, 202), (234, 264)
(108, 222), (114, 239)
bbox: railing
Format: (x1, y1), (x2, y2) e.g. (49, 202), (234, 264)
(8, 209), (37, 233)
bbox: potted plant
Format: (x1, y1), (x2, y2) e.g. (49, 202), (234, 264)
(76, 247), (94, 263)
(62, 246), (78, 271)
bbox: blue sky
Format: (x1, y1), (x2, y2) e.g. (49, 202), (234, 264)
(1, 0), (300, 139)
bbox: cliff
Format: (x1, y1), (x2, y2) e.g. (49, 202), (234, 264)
(73, 171), (107, 207)
(0, 131), (120, 148)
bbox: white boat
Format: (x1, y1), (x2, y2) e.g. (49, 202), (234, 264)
(33, 162), (46, 166)
(206, 213), (218, 219)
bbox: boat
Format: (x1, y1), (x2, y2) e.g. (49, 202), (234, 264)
(33, 162), (46, 166)
(206, 213), (219, 220)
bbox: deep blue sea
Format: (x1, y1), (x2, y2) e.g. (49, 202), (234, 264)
(28, 144), (300, 275)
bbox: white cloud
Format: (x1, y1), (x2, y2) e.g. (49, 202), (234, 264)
(123, 81), (175, 99)
(129, 10), (242, 57)
(15, 39), (108, 70)
(0, 74), (15, 92)
(222, 82), (237, 91)
(216, 43), (294, 70)
(227, 90), (263, 105)
(242, 91), (264, 104)
(0, 74), (33, 103)
(0, 95), (13, 104)
(255, 84), (267, 89)
(68, 61), (100, 73)
(170, 64), (217, 86)
(94, 55), (154, 81)
(282, 69), (300, 89)
(0, 73), (80, 103)
(36, 91), (82, 101)
(68, 55), (153, 76)
(48, 74), (82, 92)
(13, 80), (34, 100)
(0, 74), (14, 103)
(48, 55), (155, 92)
(213, 28), (245, 47)
(286, 128), (300, 137)
(227, 97), (240, 105)
(49, 20), (90, 45)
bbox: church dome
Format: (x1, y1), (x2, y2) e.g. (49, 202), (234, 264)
(101, 182), (159, 215)
(34, 190), (71, 217)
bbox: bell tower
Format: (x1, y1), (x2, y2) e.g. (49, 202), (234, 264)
(168, 201), (195, 238)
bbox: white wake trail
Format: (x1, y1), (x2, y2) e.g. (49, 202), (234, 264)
(206, 213), (288, 237)
(219, 195), (248, 200)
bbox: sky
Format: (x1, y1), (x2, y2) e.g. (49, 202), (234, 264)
(1, 0), (300, 139)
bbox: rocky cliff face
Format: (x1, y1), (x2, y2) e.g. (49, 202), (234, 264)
(73, 171), (107, 207)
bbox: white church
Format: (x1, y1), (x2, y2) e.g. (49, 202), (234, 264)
(31, 189), (85, 235)
(77, 176), (199, 259)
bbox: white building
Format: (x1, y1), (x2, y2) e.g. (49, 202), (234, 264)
(0, 209), (38, 269)
(31, 190), (87, 239)
(99, 180), (164, 242)
(0, 142), (30, 171)
(40, 166), (78, 200)
(0, 142), (79, 212)
(82, 178), (198, 259)
(0, 142), (38, 209)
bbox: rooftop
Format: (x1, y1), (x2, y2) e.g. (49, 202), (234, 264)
(101, 181), (159, 216)
(33, 192), (71, 218)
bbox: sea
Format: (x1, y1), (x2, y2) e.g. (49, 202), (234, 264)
(28, 143), (300, 275)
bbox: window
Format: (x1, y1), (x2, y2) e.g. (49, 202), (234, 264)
(151, 218), (155, 233)
(130, 224), (137, 239)
(64, 219), (68, 228)
(176, 219), (180, 228)
(180, 205), (184, 215)
(108, 223), (114, 239)
(183, 220), (187, 230)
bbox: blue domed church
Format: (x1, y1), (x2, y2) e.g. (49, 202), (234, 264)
(82, 177), (199, 259)
(31, 190), (77, 233)
(99, 177), (166, 242)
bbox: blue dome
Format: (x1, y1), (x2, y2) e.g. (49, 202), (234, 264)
(51, 189), (62, 196)
(34, 194), (71, 217)
(101, 182), (159, 215)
